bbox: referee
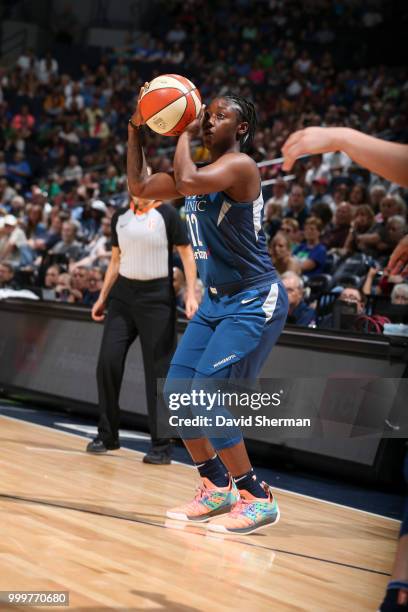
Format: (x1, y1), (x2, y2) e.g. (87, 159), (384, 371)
(86, 191), (197, 464)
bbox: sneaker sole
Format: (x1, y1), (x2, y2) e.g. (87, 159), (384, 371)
(166, 503), (236, 523)
(207, 508), (280, 535)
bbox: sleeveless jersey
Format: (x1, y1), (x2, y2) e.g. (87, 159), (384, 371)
(184, 189), (277, 288)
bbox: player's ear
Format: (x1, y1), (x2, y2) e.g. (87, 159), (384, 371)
(237, 121), (249, 141)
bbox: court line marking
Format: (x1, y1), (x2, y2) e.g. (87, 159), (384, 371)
(0, 413), (402, 523)
(0, 492), (392, 578)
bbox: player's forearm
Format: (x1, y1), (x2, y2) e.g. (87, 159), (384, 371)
(174, 132), (198, 194)
(336, 129), (408, 187)
(127, 125), (149, 196)
(177, 245), (197, 294)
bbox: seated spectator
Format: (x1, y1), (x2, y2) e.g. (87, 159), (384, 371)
(379, 216), (408, 257)
(37, 52), (59, 84)
(43, 264), (60, 289)
(306, 178), (332, 209)
(281, 271), (316, 326)
(391, 283), (408, 305)
(342, 205), (376, 255)
(55, 272), (75, 303)
(49, 221), (83, 264)
(310, 202), (333, 232)
(0, 261), (18, 289)
(375, 194), (406, 226)
(30, 212), (65, 256)
(43, 91), (65, 117)
(11, 105), (35, 134)
(0, 215), (30, 266)
(284, 184), (309, 230)
(24, 204), (47, 239)
(71, 215), (112, 270)
(89, 115), (110, 140)
(269, 232), (301, 276)
(319, 287), (366, 329)
(280, 218), (300, 251)
(349, 183), (370, 207)
(6, 152), (32, 187)
(369, 184), (387, 214)
(81, 267), (103, 307)
(265, 177), (288, 209)
(0, 179), (17, 207)
(305, 154), (330, 187)
(321, 202), (353, 250)
(59, 122), (80, 146)
(62, 155), (83, 185)
(263, 201), (282, 241)
(293, 217), (327, 278)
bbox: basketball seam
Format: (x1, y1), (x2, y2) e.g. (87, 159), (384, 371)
(142, 86), (198, 124)
(163, 87), (198, 136)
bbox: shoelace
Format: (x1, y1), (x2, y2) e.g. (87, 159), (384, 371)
(186, 483), (209, 511)
(230, 498), (252, 516)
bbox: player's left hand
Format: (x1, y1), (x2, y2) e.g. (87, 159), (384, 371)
(184, 104), (206, 138)
(184, 291), (199, 319)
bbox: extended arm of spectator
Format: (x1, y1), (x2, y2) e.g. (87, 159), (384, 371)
(282, 127), (408, 187)
(362, 266), (380, 296)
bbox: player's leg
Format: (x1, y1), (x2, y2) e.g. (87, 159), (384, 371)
(201, 282), (288, 533)
(88, 297), (138, 452)
(163, 316), (240, 522)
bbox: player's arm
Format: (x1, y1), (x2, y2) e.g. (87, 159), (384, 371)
(174, 137), (256, 197)
(282, 127), (408, 187)
(127, 124), (182, 200)
(127, 84), (182, 201)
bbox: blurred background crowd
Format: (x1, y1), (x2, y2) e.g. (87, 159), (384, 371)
(0, 0), (407, 332)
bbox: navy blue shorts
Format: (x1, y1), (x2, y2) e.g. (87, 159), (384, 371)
(164, 281), (288, 449)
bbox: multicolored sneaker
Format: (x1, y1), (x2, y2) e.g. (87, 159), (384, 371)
(166, 477), (240, 523)
(207, 482), (280, 534)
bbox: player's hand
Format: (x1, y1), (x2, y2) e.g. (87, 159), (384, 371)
(92, 298), (106, 322)
(282, 127), (344, 171)
(184, 104), (206, 138)
(129, 82), (149, 128)
(184, 290), (199, 319)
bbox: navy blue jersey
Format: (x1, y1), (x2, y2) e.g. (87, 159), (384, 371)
(184, 189), (277, 288)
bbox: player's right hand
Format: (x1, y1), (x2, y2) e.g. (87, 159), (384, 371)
(92, 298), (106, 322)
(282, 127), (343, 171)
(130, 82), (149, 127)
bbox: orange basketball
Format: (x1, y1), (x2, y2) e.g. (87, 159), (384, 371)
(139, 74), (201, 137)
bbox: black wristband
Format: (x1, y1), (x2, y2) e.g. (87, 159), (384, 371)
(128, 118), (140, 130)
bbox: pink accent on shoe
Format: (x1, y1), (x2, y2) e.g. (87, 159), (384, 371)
(207, 482), (280, 534)
(166, 477), (240, 523)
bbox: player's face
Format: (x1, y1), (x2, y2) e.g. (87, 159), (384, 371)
(202, 99), (243, 150)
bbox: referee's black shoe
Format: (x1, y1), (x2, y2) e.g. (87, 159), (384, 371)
(86, 437), (120, 453)
(143, 444), (172, 465)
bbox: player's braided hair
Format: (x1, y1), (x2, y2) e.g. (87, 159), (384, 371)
(222, 94), (257, 151)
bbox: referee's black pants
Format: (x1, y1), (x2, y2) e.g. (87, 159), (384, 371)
(96, 275), (176, 449)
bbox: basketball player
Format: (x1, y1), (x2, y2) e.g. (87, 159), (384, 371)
(128, 91), (288, 534)
(282, 126), (408, 611)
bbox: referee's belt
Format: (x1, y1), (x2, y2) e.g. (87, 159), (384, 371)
(207, 272), (278, 297)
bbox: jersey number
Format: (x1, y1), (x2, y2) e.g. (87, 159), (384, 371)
(187, 214), (203, 247)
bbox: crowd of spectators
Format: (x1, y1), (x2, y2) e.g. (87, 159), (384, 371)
(0, 0), (407, 332)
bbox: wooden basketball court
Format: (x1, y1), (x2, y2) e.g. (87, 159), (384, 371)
(0, 414), (400, 611)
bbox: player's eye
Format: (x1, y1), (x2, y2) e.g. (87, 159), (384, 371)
(217, 113), (225, 119)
